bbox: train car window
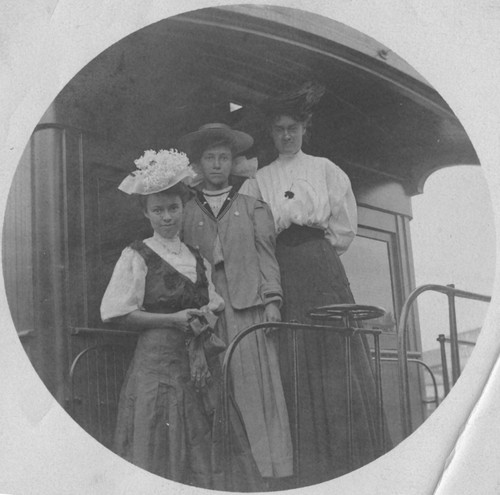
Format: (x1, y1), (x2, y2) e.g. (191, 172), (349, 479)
(342, 232), (397, 332)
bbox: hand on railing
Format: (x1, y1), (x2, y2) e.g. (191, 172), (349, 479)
(263, 301), (281, 336)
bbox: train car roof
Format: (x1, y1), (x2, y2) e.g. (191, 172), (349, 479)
(49, 6), (479, 195)
(219, 4), (431, 85)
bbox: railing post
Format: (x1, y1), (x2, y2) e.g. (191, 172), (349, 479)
(291, 323), (301, 486)
(373, 333), (385, 453)
(446, 284), (461, 384)
(437, 334), (451, 396)
(344, 330), (354, 470)
(397, 311), (413, 439)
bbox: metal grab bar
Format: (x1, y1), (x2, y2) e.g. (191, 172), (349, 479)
(437, 334), (477, 398)
(221, 320), (385, 489)
(397, 284), (490, 438)
(68, 343), (132, 410)
(439, 336), (477, 347)
(380, 356), (440, 410)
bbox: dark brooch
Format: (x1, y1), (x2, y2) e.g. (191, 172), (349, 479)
(284, 190), (295, 199)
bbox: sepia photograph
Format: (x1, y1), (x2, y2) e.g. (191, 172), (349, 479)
(1, 1), (500, 494)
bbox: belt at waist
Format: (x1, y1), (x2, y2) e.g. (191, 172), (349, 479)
(277, 224), (325, 247)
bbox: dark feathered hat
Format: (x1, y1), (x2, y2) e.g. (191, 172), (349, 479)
(262, 81), (326, 122)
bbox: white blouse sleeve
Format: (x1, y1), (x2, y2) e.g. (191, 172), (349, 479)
(325, 161), (358, 255)
(203, 257), (225, 313)
(238, 178), (263, 199)
(100, 247), (147, 322)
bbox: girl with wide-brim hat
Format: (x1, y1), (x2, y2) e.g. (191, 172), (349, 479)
(179, 123), (294, 484)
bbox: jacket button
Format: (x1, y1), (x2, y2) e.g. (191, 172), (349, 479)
(234, 211), (240, 216)
(198, 221), (204, 226)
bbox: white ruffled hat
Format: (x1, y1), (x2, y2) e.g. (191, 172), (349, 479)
(118, 148), (196, 195)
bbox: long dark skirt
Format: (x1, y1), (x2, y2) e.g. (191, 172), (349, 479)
(276, 225), (381, 487)
(114, 327), (213, 488)
(114, 327), (263, 491)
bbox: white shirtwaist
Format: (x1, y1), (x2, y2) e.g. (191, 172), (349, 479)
(241, 150), (357, 254)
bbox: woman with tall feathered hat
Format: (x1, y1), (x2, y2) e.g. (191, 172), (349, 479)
(241, 82), (385, 486)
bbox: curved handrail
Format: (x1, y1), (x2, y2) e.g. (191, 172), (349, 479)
(221, 320), (383, 488)
(221, 320), (374, 414)
(68, 342), (131, 418)
(220, 321), (340, 487)
(397, 284), (490, 437)
(381, 356), (440, 409)
(69, 343), (131, 379)
(409, 358), (440, 409)
(221, 320), (378, 429)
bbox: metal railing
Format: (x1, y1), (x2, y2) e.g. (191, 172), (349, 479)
(379, 355), (440, 411)
(437, 334), (477, 397)
(397, 284), (490, 438)
(66, 306), (457, 481)
(67, 327), (137, 447)
(220, 319), (386, 489)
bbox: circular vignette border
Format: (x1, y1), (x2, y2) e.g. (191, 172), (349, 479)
(1, 2), (500, 494)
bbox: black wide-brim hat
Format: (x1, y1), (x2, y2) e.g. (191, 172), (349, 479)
(178, 123), (254, 158)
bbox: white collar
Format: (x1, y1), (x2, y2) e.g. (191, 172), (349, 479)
(152, 231), (182, 254)
(277, 149), (305, 163)
(202, 185), (232, 196)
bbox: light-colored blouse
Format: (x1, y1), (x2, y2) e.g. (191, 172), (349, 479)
(240, 151), (357, 255)
(100, 232), (224, 322)
(202, 186), (232, 217)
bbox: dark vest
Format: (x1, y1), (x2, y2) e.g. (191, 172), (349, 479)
(130, 240), (209, 314)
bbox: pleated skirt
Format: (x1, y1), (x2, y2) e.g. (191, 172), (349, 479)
(276, 225), (381, 486)
(213, 267), (293, 479)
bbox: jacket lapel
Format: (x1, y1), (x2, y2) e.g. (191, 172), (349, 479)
(194, 186), (239, 221)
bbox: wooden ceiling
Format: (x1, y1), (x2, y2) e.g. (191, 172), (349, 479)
(54, 6), (479, 195)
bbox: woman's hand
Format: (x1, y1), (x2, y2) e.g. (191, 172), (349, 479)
(169, 308), (204, 333)
(187, 333), (212, 390)
(264, 301), (281, 337)
(198, 306), (219, 331)
(264, 301), (281, 323)
(191, 359), (212, 390)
